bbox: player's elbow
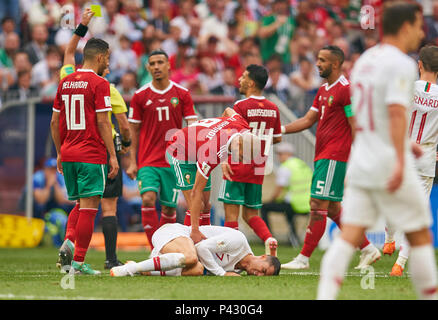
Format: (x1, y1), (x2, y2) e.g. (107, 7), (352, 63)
(183, 252), (199, 267)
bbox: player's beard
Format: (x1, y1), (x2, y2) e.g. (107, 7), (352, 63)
(319, 65), (332, 79)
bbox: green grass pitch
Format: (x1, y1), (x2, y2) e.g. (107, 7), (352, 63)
(0, 243), (434, 300)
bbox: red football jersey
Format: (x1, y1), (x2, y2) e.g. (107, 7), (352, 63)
(311, 75), (352, 162)
(227, 96), (282, 184)
(52, 69), (112, 164)
(129, 81), (198, 168)
(167, 114), (250, 178)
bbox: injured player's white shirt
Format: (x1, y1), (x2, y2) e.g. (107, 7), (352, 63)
(196, 226), (253, 276)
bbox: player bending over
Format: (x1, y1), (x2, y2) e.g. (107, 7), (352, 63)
(110, 223), (281, 277)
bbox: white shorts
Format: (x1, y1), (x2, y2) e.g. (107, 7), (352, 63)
(150, 223), (192, 257)
(419, 175), (434, 198)
(342, 178), (432, 234)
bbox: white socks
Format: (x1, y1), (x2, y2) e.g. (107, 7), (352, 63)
(409, 244), (437, 300)
(317, 237), (355, 300)
(128, 253), (186, 274)
(385, 226), (396, 243)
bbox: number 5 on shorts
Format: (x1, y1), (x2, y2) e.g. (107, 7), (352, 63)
(315, 180), (325, 195)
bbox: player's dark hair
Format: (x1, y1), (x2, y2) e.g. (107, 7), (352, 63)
(246, 64), (268, 90)
(382, 1), (422, 36)
(321, 45), (345, 65)
(149, 49), (169, 60)
(83, 38), (109, 61)
(267, 255), (281, 276)
(419, 45), (438, 73)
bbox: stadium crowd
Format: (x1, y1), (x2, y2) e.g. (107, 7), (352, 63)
(0, 0), (436, 115)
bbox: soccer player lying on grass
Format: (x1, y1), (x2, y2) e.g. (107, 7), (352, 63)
(110, 223), (281, 277)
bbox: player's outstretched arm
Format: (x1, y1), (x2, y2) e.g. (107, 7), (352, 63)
(222, 107), (237, 118)
(190, 171), (208, 243)
(282, 109), (319, 134)
(63, 8), (94, 66)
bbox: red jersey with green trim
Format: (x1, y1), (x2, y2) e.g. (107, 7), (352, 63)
(52, 69), (112, 164)
(311, 75), (352, 162)
(167, 114), (250, 178)
(227, 96), (282, 185)
(129, 81), (198, 168)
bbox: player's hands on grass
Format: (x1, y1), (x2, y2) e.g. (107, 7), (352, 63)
(221, 162), (233, 181)
(126, 162), (138, 180)
(387, 161), (403, 193)
(81, 8), (95, 26)
(56, 155), (63, 175)
(108, 155), (119, 179)
(190, 228), (207, 244)
(224, 272), (241, 276)
(411, 141), (423, 159)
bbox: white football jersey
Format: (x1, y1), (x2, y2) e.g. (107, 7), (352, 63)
(348, 44), (418, 189)
(409, 80), (438, 177)
(196, 226), (253, 276)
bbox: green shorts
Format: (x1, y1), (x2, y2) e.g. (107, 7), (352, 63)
(137, 166), (179, 208)
(166, 153), (211, 191)
(218, 180), (263, 209)
(310, 159), (347, 202)
(62, 162), (107, 201)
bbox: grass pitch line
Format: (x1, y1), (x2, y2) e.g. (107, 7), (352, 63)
(281, 271), (410, 278)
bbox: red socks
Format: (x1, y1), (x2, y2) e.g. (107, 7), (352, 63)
(64, 203), (80, 242)
(73, 208), (98, 262)
(183, 210), (211, 226)
(141, 206), (158, 249)
(331, 209), (371, 250)
(224, 221), (239, 230)
(159, 212), (177, 227)
(301, 210), (328, 258)
(247, 216), (272, 242)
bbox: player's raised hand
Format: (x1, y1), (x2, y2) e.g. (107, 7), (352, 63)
(108, 155), (119, 179)
(387, 161), (403, 193)
(221, 162), (234, 181)
(81, 8), (95, 26)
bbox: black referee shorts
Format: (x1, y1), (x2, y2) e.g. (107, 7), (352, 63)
(103, 141), (123, 199)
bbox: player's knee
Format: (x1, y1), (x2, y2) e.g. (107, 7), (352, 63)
(142, 193), (156, 207)
(183, 252), (199, 267)
(161, 206), (176, 216)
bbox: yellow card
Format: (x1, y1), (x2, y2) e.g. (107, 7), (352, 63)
(90, 4), (102, 17)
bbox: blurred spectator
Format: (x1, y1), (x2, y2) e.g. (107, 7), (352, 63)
(198, 56), (224, 94)
(0, 32), (20, 69)
(170, 0), (196, 42)
(0, 0), (20, 33)
(8, 69), (39, 101)
(0, 17), (16, 48)
(290, 57), (321, 117)
(123, 0), (148, 42)
(231, 4), (258, 41)
(265, 54), (291, 105)
(31, 45), (61, 88)
(170, 54), (201, 93)
(289, 35), (315, 73)
(116, 71), (138, 101)
(24, 24), (49, 65)
(169, 38), (192, 71)
(40, 68), (60, 100)
(149, 0), (172, 41)
(88, 0), (131, 50)
(27, 0), (62, 43)
(425, 1), (438, 45)
(31, 158), (75, 220)
(109, 35), (138, 84)
(162, 24), (182, 57)
(261, 142), (312, 246)
(252, 0), (272, 21)
(258, 0), (296, 64)
(210, 67), (240, 99)
(198, 35), (226, 72)
(194, 0), (214, 20)
(199, 0), (229, 52)
(132, 24), (157, 57)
